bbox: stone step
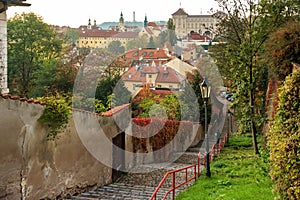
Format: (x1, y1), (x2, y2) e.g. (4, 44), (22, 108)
(70, 183), (176, 200)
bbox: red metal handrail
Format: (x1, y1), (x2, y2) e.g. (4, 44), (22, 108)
(150, 164), (198, 200)
(150, 133), (231, 200)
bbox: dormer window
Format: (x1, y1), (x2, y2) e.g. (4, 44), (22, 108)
(128, 73), (132, 78)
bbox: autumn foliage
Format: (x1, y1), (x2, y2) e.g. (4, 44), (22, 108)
(131, 117), (193, 157)
(268, 70), (300, 199)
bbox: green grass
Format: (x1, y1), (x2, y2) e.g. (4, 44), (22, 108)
(176, 133), (276, 200)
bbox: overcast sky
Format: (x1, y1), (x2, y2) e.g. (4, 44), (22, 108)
(6, 0), (219, 28)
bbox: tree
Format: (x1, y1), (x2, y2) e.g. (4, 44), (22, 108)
(167, 18), (177, 47)
(265, 20), (300, 81)
(7, 12), (63, 97)
(64, 28), (79, 46)
(108, 40), (125, 55)
(209, 0), (296, 154)
(125, 35), (148, 50)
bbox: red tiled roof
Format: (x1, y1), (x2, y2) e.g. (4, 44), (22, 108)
(148, 22), (157, 27)
(125, 48), (172, 61)
(112, 32), (139, 39)
(185, 32), (211, 41)
(122, 64), (185, 84)
(172, 8), (188, 15)
(79, 26), (119, 38)
(101, 103), (130, 117)
(0, 94), (46, 105)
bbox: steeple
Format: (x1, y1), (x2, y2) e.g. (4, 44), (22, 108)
(88, 18), (91, 29)
(119, 12), (124, 24)
(144, 14), (148, 27)
(94, 19), (97, 27)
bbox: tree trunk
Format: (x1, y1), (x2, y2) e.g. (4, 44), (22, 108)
(249, 60), (260, 155)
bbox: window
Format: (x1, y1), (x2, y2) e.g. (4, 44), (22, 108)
(163, 73), (168, 78)
(148, 74), (152, 78)
(133, 51), (138, 56)
(149, 52), (154, 57)
(158, 85), (162, 88)
(141, 73), (145, 77)
(169, 85), (173, 89)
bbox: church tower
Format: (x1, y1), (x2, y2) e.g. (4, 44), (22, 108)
(88, 18), (91, 29)
(119, 12), (124, 28)
(144, 15), (148, 27)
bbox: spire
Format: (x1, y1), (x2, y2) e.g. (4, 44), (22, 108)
(88, 18), (91, 29)
(119, 11), (124, 24)
(94, 19), (97, 26)
(144, 14), (148, 27)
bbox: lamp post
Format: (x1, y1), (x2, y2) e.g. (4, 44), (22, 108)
(200, 78), (211, 178)
(227, 110), (231, 144)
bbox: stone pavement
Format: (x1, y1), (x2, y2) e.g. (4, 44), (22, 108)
(70, 149), (204, 200)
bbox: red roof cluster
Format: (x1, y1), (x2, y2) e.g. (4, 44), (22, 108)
(125, 48), (172, 61)
(122, 64), (185, 84)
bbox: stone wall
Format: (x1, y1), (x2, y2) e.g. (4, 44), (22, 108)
(0, 97), (113, 199)
(0, 96), (205, 199)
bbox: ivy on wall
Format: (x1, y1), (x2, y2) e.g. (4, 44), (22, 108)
(38, 94), (71, 140)
(268, 70), (300, 199)
(131, 117), (193, 157)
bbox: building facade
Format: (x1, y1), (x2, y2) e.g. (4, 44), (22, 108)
(77, 24), (138, 48)
(172, 8), (219, 38)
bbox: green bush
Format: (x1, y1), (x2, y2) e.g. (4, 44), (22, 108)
(268, 70), (300, 199)
(38, 94), (71, 140)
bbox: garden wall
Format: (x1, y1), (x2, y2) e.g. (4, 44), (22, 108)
(0, 96), (113, 199)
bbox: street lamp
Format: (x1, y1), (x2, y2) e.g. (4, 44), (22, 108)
(200, 78), (211, 177)
(227, 110), (232, 144)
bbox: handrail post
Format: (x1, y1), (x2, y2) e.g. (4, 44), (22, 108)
(198, 153), (200, 177)
(172, 172), (175, 200)
(194, 165), (197, 182)
(186, 168), (188, 182)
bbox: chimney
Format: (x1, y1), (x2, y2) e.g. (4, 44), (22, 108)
(133, 11), (136, 22)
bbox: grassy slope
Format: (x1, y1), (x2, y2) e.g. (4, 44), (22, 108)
(176, 134), (276, 200)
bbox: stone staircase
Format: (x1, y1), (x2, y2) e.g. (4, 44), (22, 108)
(69, 111), (233, 200)
(70, 183), (169, 200)
(70, 153), (202, 200)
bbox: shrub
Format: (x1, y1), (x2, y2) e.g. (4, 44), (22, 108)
(38, 94), (71, 140)
(268, 70), (300, 199)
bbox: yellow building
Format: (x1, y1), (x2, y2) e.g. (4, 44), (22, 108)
(77, 23), (138, 48)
